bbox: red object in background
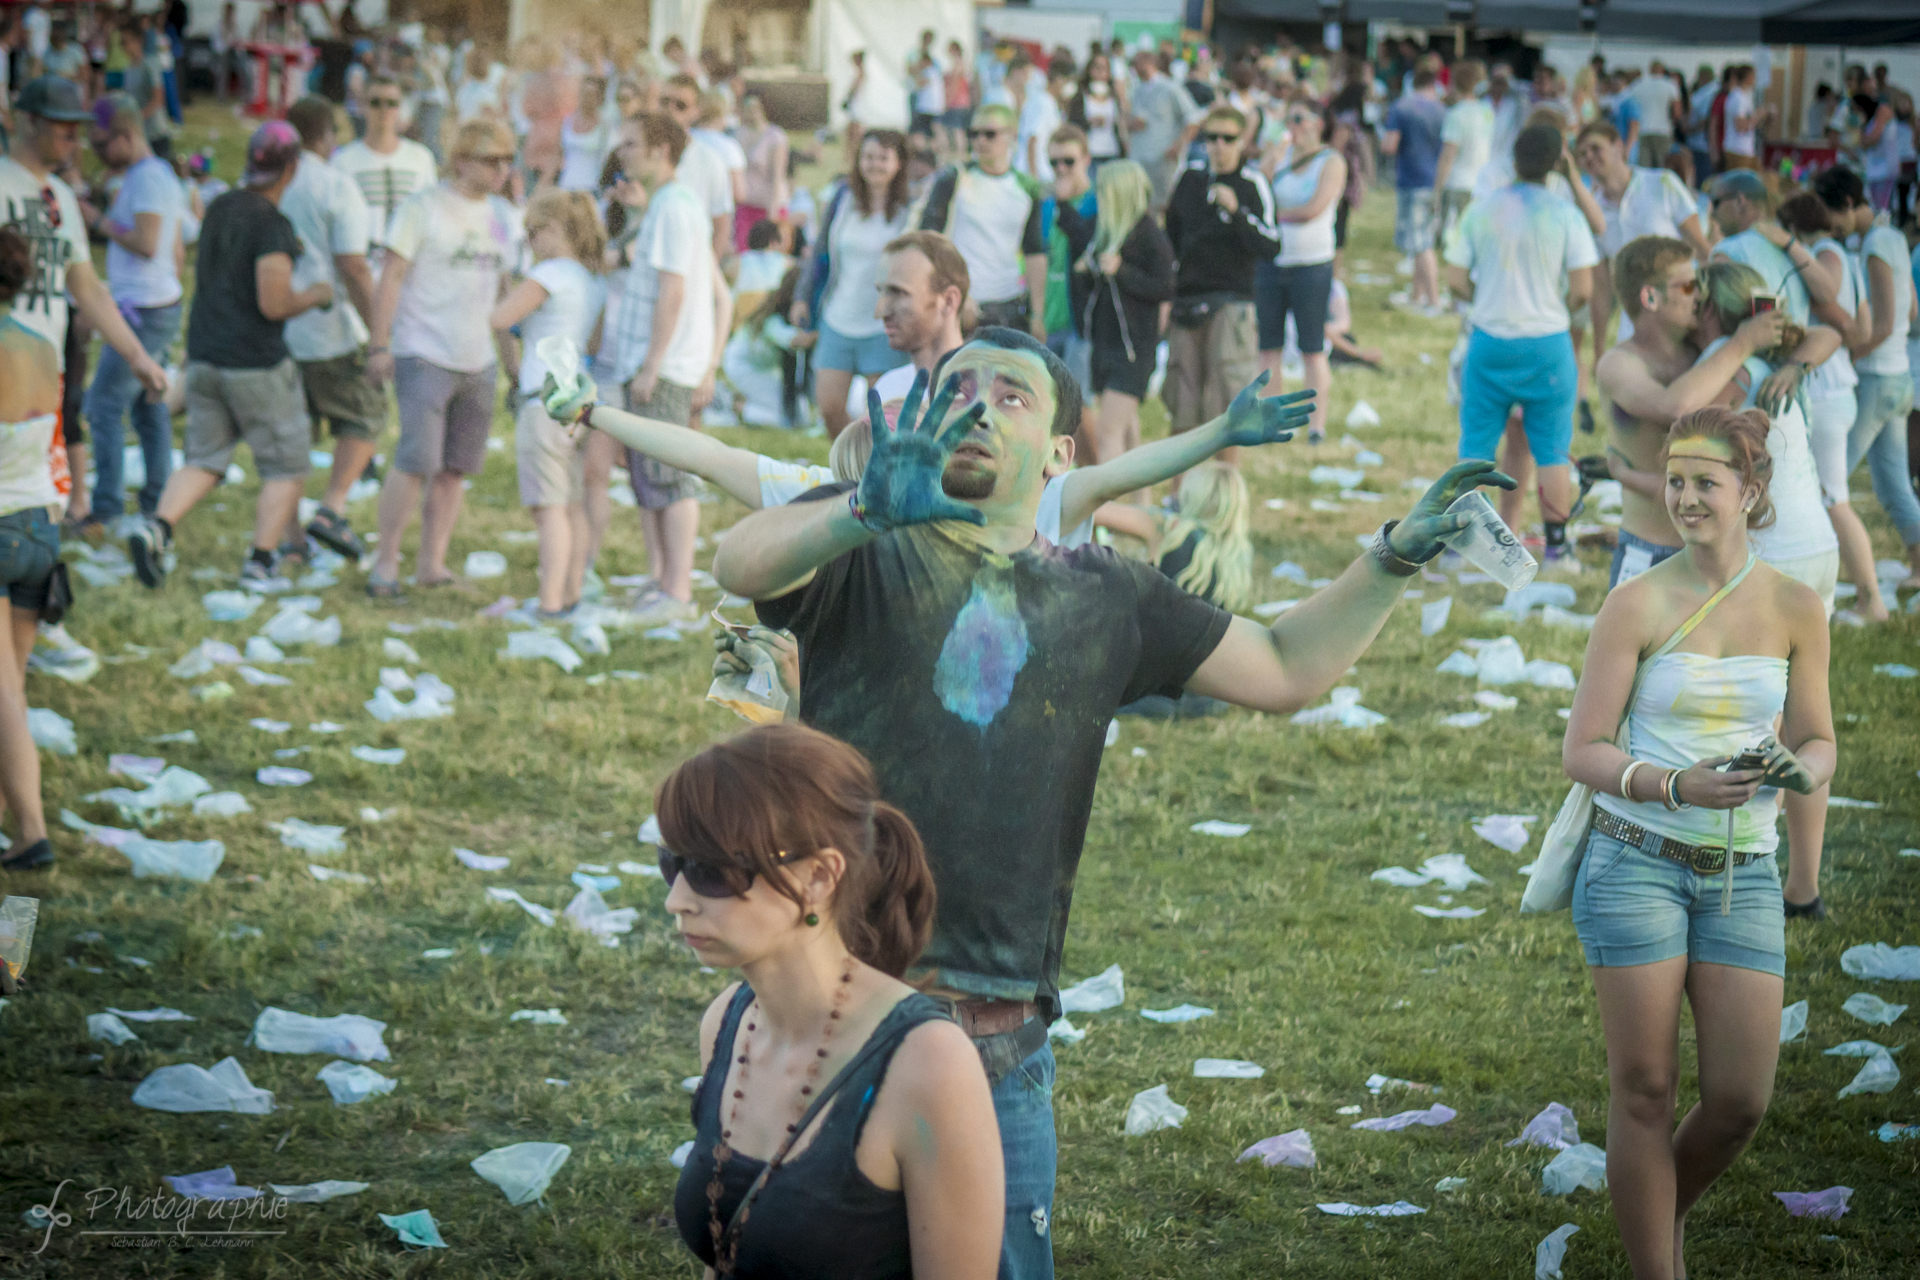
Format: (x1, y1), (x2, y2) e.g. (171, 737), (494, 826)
(1762, 141), (1837, 174)
(242, 41), (314, 118)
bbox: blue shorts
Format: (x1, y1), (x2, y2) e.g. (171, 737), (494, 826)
(1459, 329), (1578, 467)
(1608, 527), (1682, 589)
(813, 322), (907, 376)
(1572, 828), (1786, 976)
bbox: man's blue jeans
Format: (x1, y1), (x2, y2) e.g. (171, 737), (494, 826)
(85, 301), (180, 521)
(1847, 370), (1920, 548)
(992, 1042), (1057, 1280)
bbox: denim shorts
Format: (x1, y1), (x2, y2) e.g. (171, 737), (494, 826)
(1608, 527), (1682, 589)
(1394, 187), (1437, 254)
(0, 506), (60, 611)
(812, 321), (907, 376)
(1254, 259), (1334, 353)
(1571, 828), (1785, 976)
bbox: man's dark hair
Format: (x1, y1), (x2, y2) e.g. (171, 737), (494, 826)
(286, 97), (337, 147)
(1811, 163), (1866, 212)
(632, 111), (689, 166)
(933, 326), (1083, 438)
(1412, 67), (1438, 90)
(1513, 123), (1562, 182)
(746, 218), (781, 251)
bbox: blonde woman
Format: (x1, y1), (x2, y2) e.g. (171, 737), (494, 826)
(1563, 405), (1833, 1280)
(490, 189), (606, 617)
(1054, 159), (1174, 463)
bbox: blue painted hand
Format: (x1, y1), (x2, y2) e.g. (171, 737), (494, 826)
(1389, 460), (1520, 563)
(852, 370), (989, 532)
(1217, 372), (1314, 449)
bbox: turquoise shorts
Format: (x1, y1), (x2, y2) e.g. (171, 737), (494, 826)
(1571, 828), (1785, 976)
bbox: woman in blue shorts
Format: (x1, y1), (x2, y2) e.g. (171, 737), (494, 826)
(1562, 405), (1834, 1280)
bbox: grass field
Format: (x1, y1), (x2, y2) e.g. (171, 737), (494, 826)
(2, 102), (1918, 1278)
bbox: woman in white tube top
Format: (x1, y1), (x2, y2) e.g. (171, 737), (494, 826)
(1561, 404), (1835, 1280)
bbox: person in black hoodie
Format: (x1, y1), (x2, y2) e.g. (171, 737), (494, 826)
(1163, 105), (1282, 451)
(1055, 158), (1174, 463)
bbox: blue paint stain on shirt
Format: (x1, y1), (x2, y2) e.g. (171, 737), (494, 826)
(933, 573), (1030, 727)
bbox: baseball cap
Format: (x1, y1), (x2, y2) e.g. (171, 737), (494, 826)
(243, 120), (302, 188)
(1709, 169), (1768, 203)
(15, 76), (91, 123)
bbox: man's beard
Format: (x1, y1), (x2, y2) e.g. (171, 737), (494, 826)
(941, 459), (995, 500)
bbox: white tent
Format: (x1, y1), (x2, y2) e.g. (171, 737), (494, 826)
(814, 0), (975, 131)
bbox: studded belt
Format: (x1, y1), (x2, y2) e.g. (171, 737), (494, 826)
(1593, 808), (1768, 876)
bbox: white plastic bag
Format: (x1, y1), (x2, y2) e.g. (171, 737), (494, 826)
(464, 551), (508, 579)
(1837, 1049), (1900, 1097)
(27, 708), (77, 756)
(1507, 1101), (1579, 1150)
(87, 1012), (140, 1044)
(1124, 1084), (1187, 1136)
(499, 630), (583, 672)
(1194, 1058), (1265, 1078)
(1239, 1129), (1314, 1168)
(132, 1057), (275, 1113)
(1474, 637), (1528, 685)
(1841, 944), (1920, 981)
(563, 885), (639, 945)
(1536, 1224), (1580, 1280)
(122, 836), (225, 882)
(1057, 964), (1124, 1013)
(1780, 999), (1809, 1043)
(1842, 993), (1908, 1025)
(470, 1142), (571, 1205)
(250, 1007), (390, 1061)
(316, 1059), (398, 1105)
(1542, 1143), (1608, 1194)
(259, 607), (341, 647)
(270, 819), (347, 855)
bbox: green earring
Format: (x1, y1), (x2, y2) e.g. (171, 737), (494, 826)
(805, 911), (820, 927)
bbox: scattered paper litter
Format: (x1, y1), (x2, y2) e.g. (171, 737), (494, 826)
(1292, 686), (1387, 728)
(1414, 904), (1485, 918)
(351, 746), (406, 765)
(256, 767), (312, 787)
(107, 1006), (195, 1022)
(1441, 711), (1489, 728)
(316, 1060), (398, 1105)
(455, 848), (510, 871)
(269, 1181), (368, 1203)
(1774, 1187), (1852, 1219)
(1843, 993), (1908, 1025)
(1376, 852), (1490, 891)
(249, 718), (290, 734)
(1195, 1058), (1265, 1078)
(487, 887), (556, 926)
(510, 1008), (567, 1025)
(1435, 1177), (1469, 1192)
(1240, 1129), (1315, 1168)
(87, 1012), (139, 1044)
(1781, 1000), (1809, 1043)
(1124, 1084), (1188, 1135)
(1837, 1049), (1900, 1097)
(1473, 813), (1539, 853)
(471, 1141), (571, 1205)
(164, 1166), (261, 1200)
(1420, 596), (1453, 636)
(1345, 401), (1380, 428)
(308, 864), (370, 884)
(1841, 944), (1920, 981)
(1190, 820), (1251, 837)
(250, 1008), (390, 1061)
(1048, 1017), (1087, 1043)
(1352, 1103), (1456, 1131)
(382, 638), (422, 664)
(1542, 1143), (1609, 1194)
(500, 629), (583, 672)
(1142, 1004), (1215, 1023)
(463, 551), (508, 579)
(563, 885), (640, 945)
(1317, 1202), (1425, 1217)
(1058, 964), (1125, 1014)
(132, 1057), (275, 1114)
(1536, 1224), (1580, 1280)
(378, 1208), (446, 1249)
(1507, 1102), (1580, 1150)
(269, 819), (346, 856)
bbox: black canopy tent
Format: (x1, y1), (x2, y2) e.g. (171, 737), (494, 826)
(1213, 0), (1920, 43)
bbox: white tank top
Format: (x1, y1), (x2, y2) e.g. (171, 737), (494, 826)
(1703, 339), (1839, 564)
(0, 413), (60, 517)
(557, 115), (610, 191)
(1802, 238), (1859, 401)
(1272, 148), (1338, 266)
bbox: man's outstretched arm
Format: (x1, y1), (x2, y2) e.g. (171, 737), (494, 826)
(1186, 462), (1516, 713)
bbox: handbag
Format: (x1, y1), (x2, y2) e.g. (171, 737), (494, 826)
(1520, 555), (1757, 914)
(39, 561), (72, 626)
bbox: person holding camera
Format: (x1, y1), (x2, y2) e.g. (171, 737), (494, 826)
(1562, 404), (1834, 1280)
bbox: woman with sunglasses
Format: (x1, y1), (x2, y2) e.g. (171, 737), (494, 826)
(1256, 95), (1346, 445)
(661, 724), (1002, 1279)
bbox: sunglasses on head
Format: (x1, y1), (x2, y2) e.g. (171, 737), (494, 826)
(1203, 131), (1242, 144)
(658, 845), (793, 899)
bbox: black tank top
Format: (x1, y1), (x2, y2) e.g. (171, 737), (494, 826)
(673, 985), (951, 1279)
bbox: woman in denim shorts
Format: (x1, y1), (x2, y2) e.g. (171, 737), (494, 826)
(1562, 405), (1834, 1280)
(0, 229), (65, 872)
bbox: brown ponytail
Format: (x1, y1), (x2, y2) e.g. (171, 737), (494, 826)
(654, 724), (937, 977)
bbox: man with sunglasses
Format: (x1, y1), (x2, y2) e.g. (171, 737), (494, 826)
(695, 315), (1513, 1279)
(1595, 235), (1788, 588)
(917, 104), (1048, 338)
(1706, 169), (1832, 332)
(1163, 104), (1280, 444)
(331, 72), (438, 252)
(661, 73), (734, 264)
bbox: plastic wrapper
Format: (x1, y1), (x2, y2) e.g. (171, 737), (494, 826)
(499, 629), (582, 672)
(122, 836), (225, 882)
(165, 1167), (261, 1200)
(1507, 1101), (1580, 1150)
(270, 819), (346, 855)
(1780, 999), (1808, 1043)
(1536, 1224), (1580, 1280)
(706, 648), (789, 724)
(0, 896), (37, 986)
(249, 1007), (390, 1061)
(1058, 964), (1124, 1013)
(1541, 1142), (1608, 1194)
(1842, 992), (1908, 1025)
(471, 1141), (571, 1205)
(27, 708), (77, 755)
(132, 1057), (276, 1113)
(1239, 1129), (1314, 1168)
(193, 792), (253, 818)
(269, 1180), (369, 1203)
(87, 1012), (139, 1044)
(1194, 1058), (1265, 1078)
(316, 1059), (398, 1105)
(1124, 1084), (1187, 1136)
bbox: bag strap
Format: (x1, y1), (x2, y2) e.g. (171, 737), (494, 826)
(1616, 553), (1758, 741)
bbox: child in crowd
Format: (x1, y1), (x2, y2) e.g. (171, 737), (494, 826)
(490, 188), (607, 619)
(1090, 460), (1255, 612)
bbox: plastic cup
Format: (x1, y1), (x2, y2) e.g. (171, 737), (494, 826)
(1439, 490), (1537, 589)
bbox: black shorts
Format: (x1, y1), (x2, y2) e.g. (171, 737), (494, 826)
(62, 317), (88, 445)
(1090, 337), (1154, 399)
(1254, 260), (1335, 354)
(1334, 196), (1351, 250)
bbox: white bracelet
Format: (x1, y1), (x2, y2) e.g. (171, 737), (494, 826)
(1619, 759), (1648, 801)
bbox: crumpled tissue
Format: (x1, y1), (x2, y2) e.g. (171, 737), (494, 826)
(1843, 992), (1907, 1025)
(1774, 1187), (1851, 1219)
(269, 1180), (368, 1203)
(132, 1057), (275, 1113)
(455, 848), (510, 871)
(1239, 1129), (1314, 1168)
(1781, 999), (1809, 1043)
(87, 1012), (140, 1044)
(1836, 1048), (1900, 1097)
(1195, 1058), (1265, 1078)
(1291, 687), (1387, 728)
(165, 1167), (261, 1200)
(1542, 1143), (1608, 1194)
(1124, 1084), (1188, 1136)
(1841, 944), (1920, 982)
(1507, 1102), (1579, 1150)
(1317, 1201), (1425, 1217)
(249, 1007), (390, 1061)
(564, 885), (639, 945)
(1473, 813), (1538, 854)
(1058, 964), (1124, 1014)
(1141, 1004), (1215, 1023)
(1352, 1103), (1456, 1131)
(269, 819), (346, 856)
(316, 1059), (397, 1105)
(471, 1141), (571, 1205)
(1536, 1224), (1580, 1280)
(378, 1209), (446, 1249)
(500, 629), (583, 672)
(487, 887), (555, 926)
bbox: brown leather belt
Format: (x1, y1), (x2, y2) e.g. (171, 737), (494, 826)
(949, 999), (1040, 1039)
(1593, 808), (1767, 876)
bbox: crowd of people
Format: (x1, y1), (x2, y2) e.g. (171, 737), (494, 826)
(1, 21), (1917, 1280)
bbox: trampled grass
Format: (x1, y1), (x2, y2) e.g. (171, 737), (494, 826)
(1, 105), (1916, 1277)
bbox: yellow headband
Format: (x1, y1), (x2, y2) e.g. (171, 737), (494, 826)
(1666, 436), (1737, 465)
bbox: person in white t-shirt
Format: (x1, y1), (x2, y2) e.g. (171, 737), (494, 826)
(915, 104), (1048, 333)
(279, 96), (382, 561)
(1432, 60), (1493, 247)
(364, 119), (524, 599)
(1443, 124), (1599, 567)
(911, 42), (946, 142)
(592, 112), (731, 626)
(1626, 60), (1681, 166)
(661, 73), (734, 262)
(79, 93), (185, 530)
(1011, 57), (1063, 179)
(490, 188), (606, 618)
(1573, 117), (1710, 347)
(1720, 65), (1769, 169)
(331, 73), (439, 249)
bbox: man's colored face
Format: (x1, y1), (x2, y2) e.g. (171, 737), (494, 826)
(932, 344), (1058, 506)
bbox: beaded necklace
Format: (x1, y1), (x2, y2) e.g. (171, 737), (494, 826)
(707, 953), (857, 1276)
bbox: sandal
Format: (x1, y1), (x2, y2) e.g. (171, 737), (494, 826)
(0, 838), (54, 871)
(1783, 894), (1827, 920)
(365, 576), (407, 603)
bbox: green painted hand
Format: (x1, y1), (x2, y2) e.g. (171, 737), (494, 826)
(1218, 372), (1314, 449)
(854, 370), (988, 532)
(1388, 459), (1520, 563)
(541, 369), (598, 425)
(1760, 737), (1817, 794)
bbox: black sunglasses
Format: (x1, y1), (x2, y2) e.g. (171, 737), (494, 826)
(968, 127), (1003, 140)
(658, 846), (792, 898)
(368, 98), (403, 108)
(1203, 131), (1242, 144)
(1049, 156), (1079, 170)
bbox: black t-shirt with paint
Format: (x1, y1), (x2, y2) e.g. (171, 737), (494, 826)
(757, 485), (1233, 1016)
(187, 189), (303, 369)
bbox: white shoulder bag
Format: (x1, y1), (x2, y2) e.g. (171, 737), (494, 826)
(1520, 556), (1757, 914)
